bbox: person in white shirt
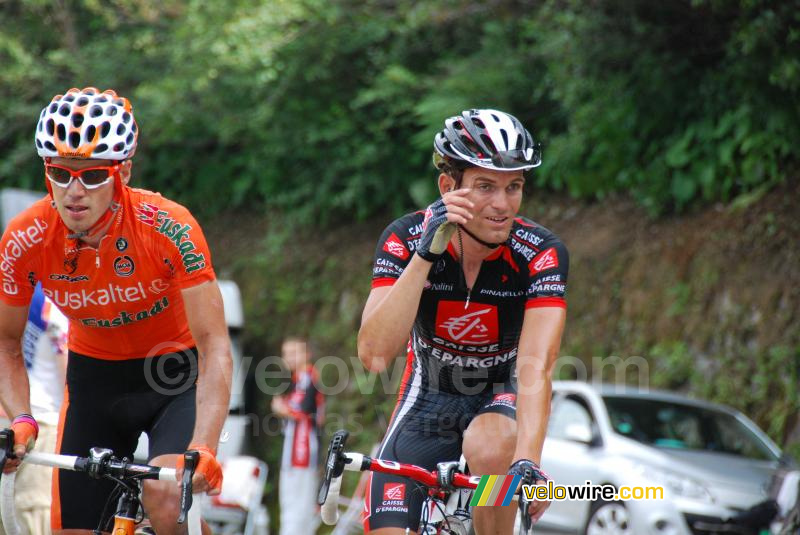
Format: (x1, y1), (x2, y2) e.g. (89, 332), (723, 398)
(1, 283), (68, 535)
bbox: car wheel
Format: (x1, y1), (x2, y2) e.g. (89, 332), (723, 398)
(585, 500), (632, 535)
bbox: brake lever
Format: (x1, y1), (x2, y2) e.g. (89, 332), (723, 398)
(317, 430), (349, 505)
(0, 429), (14, 476)
(518, 467), (534, 534)
(177, 450), (199, 524)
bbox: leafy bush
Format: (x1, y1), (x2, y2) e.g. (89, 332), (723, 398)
(1, 0), (798, 218)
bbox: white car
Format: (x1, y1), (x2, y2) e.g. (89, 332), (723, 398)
(538, 381), (785, 535)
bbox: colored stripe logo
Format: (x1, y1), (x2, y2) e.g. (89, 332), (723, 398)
(470, 475), (522, 507)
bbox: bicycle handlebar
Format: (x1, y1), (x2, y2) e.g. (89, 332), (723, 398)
(0, 429), (201, 535)
(318, 430), (483, 526)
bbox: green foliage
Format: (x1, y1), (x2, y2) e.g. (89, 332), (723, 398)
(3, 0), (796, 218)
(691, 345), (800, 447)
(533, 0), (800, 214)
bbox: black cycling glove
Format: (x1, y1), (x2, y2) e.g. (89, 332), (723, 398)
(508, 459), (551, 484)
(416, 198), (456, 262)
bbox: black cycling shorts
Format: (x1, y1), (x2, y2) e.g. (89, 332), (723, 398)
(53, 348), (197, 531)
(363, 379), (517, 533)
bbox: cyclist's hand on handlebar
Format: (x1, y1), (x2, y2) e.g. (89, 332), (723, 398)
(509, 459), (552, 524)
(177, 444), (223, 496)
(4, 414), (39, 473)
(416, 190), (474, 262)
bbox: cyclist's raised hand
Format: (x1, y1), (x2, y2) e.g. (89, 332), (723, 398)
(177, 444), (223, 496)
(415, 189), (474, 262)
(509, 458), (552, 524)
(3, 414), (38, 473)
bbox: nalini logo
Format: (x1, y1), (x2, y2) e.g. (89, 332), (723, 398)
(383, 233), (409, 260)
(530, 247), (558, 274)
(435, 301), (499, 345)
(383, 483), (405, 502)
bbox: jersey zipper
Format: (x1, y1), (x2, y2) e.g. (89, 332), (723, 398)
(457, 227), (476, 309)
(94, 233), (113, 268)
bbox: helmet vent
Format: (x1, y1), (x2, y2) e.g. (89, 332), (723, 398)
(64, 94), (75, 103)
(36, 139), (43, 149)
(71, 113), (84, 128)
(107, 106), (118, 116)
(96, 143), (108, 153)
(56, 123), (66, 141)
(85, 125), (96, 142)
(69, 132), (80, 149)
(46, 119), (55, 135)
(500, 130), (509, 150)
(58, 104), (70, 116)
(460, 135), (481, 154)
(100, 121), (111, 138)
(122, 112), (131, 124)
(94, 95), (108, 103)
(116, 123), (126, 136)
(90, 105), (103, 117)
(491, 113), (501, 122)
(480, 134), (497, 154)
(471, 118), (485, 129)
(44, 141), (56, 152)
(113, 142), (125, 152)
(76, 97), (89, 107)
(126, 133), (134, 144)
(49, 103), (58, 113)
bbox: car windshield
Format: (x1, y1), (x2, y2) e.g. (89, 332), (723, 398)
(603, 396), (778, 461)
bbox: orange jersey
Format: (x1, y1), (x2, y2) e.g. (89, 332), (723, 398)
(0, 187), (216, 359)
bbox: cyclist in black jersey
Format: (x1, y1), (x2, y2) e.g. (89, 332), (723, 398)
(358, 109), (568, 535)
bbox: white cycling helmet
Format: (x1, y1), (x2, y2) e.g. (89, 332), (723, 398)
(35, 87), (138, 160)
(433, 109), (541, 171)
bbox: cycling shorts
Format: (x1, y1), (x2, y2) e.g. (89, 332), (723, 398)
(363, 379), (517, 532)
(52, 348), (197, 531)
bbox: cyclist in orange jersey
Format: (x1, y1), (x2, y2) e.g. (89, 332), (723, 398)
(0, 87), (232, 535)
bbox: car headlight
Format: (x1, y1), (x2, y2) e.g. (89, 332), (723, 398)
(634, 464), (714, 503)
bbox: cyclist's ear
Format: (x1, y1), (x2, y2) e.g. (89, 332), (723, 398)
(120, 160), (132, 185)
(438, 173), (456, 196)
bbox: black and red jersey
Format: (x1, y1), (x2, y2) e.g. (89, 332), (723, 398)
(371, 212), (569, 394)
(281, 365), (324, 469)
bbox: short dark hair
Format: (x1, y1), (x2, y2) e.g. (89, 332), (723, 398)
(439, 161), (470, 188)
(281, 336), (317, 359)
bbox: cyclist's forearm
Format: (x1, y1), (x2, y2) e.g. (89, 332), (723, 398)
(514, 370), (552, 463)
(0, 340), (32, 418)
(513, 308), (565, 463)
(358, 254), (431, 371)
(192, 337), (233, 449)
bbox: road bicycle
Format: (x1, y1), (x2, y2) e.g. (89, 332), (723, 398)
(317, 429), (535, 535)
(0, 428), (202, 535)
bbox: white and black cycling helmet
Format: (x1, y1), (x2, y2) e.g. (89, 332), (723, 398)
(35, 87), (138, 160)
(433, 109), (541, 171)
